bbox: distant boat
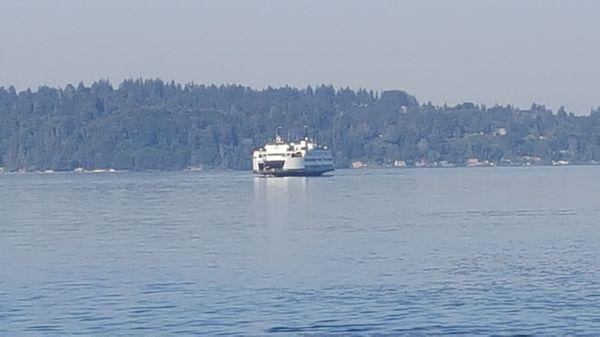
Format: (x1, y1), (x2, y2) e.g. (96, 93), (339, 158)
(252, 132), (334, 177)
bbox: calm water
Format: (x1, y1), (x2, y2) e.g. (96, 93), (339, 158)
(1, 167), (600, 335)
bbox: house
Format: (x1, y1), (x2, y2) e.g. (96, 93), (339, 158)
(393, 160), (407, 168)
(352, 161), (367, 169)
(414, 159), (428, 168)
(467, 158), (480, 167)
(467, 158), (491, 167)
(494, 128), (507, 136)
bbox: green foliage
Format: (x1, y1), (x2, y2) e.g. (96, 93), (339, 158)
(0, 79), (599, 171)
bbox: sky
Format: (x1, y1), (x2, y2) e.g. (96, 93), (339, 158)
(0, 0), (599, 114)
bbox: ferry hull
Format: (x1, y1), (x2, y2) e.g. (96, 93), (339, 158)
(253, 168), (334, 177)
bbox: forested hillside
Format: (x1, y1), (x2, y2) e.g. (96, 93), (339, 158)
(0, 79), (599, 171)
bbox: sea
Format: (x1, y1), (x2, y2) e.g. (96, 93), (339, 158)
(1, 166), (600, 335)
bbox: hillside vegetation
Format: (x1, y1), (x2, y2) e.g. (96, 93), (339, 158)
(1, 79), (599, 171)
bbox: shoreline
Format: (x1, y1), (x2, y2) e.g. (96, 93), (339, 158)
(0, 162), (598, 175)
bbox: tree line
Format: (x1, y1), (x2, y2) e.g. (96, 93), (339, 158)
(0, 79), (599, 171)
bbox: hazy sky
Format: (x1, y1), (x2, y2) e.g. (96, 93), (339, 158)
(1, 0), (599, 114)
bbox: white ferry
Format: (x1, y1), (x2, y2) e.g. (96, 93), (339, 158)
(252, 133), (334, 176)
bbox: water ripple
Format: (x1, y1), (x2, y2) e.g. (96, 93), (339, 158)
(1, 169), (600, 334)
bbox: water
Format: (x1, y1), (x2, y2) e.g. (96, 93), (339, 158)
(1, 167), (600, 335)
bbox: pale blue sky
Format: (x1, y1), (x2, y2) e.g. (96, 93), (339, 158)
(1, 0), (599, 114)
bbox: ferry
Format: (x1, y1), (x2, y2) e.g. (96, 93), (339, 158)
(252, 133), (335, 176)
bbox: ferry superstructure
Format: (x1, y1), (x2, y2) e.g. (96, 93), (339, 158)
(252, 134), (334, 176)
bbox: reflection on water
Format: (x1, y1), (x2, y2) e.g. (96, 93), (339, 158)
(253, 176), (308, 207)
(1, 167), (600, 335)
(254, 175), (307, 195)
